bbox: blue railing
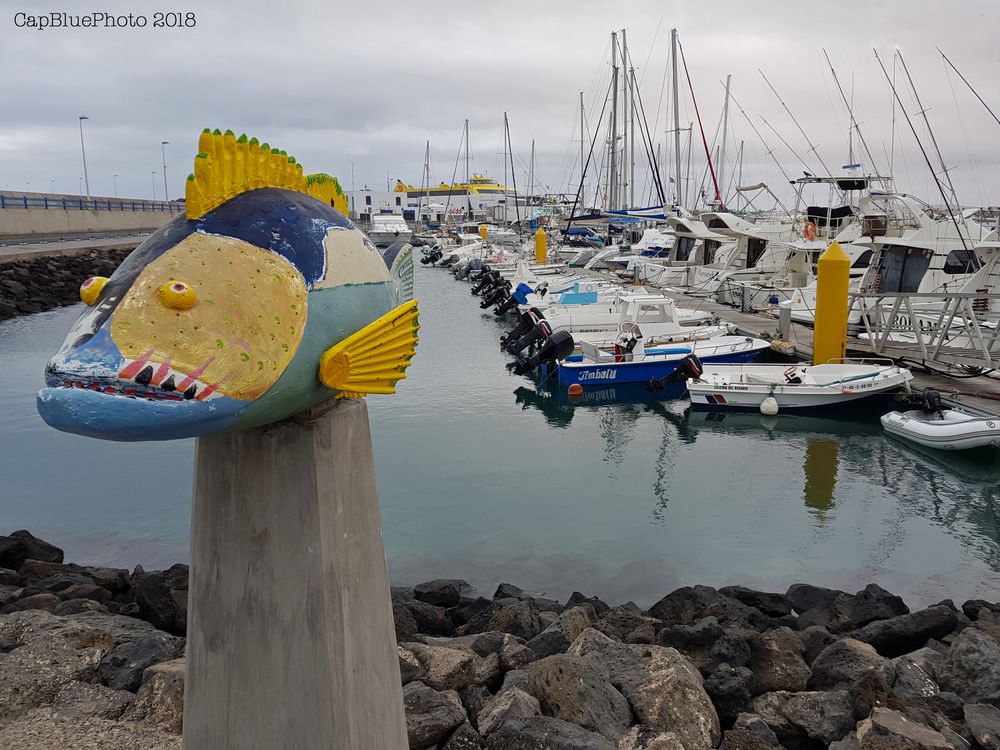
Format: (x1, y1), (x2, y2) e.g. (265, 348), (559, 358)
(0, 195), (184, 213)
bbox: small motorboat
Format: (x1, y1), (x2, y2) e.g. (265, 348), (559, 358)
(881, 389), (1000, 450)
(685, 360), (913, 411)
(551, 332), (770, 387)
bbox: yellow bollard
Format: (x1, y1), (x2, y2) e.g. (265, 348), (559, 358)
(535, 227), (547, 265)
(479, 224), (488, 241)
(812, 240), (850, 365)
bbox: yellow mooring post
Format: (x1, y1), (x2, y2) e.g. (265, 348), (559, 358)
(479, 223), (488, 241)
(535, 227), (547, 265)
(812, 239), (850, 365)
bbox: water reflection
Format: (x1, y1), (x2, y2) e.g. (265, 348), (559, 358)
(803, 440), (839, 516)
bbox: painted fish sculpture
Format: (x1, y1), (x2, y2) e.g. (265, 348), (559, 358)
(37, 129), (418, 441)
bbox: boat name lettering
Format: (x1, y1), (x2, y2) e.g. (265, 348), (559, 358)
(578, 369), (617, 381)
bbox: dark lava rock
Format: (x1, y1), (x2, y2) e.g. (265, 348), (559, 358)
(525, 605), (594, 657)
(704, 663), (755, 724)
(827, 584), (910, 633)
(131, 564), (188, 636)
(849, 606), (958, 658)
(0, 531), (63, 570)
(403, 598), (455, 636)
(594, 606), (662, 642)
(404, 681), (467, 749)
(442, 721), (484, 749)
(733, 713), (780, 746)
(747, 628), (811, 695)
(847, 667), (899, 721)
(964, 703), (1000, 750)
(809, 638), (893, 690)
(800, 625), (836, 665)
(393, 601), (419, 641)
(484, 716), (616, 750)
(708, 631), (752, 670)
(962, 600), (1000, 621)
(526, 654), (631, 741)
(459, 684), (492, 730)
(648, 585), (771, 629)
(466, 599), (544, 641)
(54, 599), (108, 616)
(720, 587), (793, 617)
(856, 707), (954, 748)
(98, 634), (186, 692)
(9, 592), (61, 612)
(753, 689), (854, 744)
(415, 579), (474, 608)
(718, 729), (776, 750)
(450, 597), (495, 627)
(785, 583), (844, 614)
(565, 591), (610, 614)
(936, 628), (1000, 703)
(16, 560), (130, 594)
(0, 568), (20, 585)
(658, 616), (725, 650)
(493, 583), (526, 600)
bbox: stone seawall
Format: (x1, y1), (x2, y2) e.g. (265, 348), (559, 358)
(0, 248), (131, 321)
(1, 529), (999, 749)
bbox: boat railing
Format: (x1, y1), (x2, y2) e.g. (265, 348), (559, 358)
(847, 290), (1000, 369)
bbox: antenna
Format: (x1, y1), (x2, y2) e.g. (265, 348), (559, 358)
(821, 48), (882, 178)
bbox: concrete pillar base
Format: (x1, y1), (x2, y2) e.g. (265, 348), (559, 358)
(183, 398), (406, 750)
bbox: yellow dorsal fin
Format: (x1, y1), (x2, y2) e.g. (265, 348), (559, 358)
(319, 300), (419, 398)
(184, 129), (348, 220)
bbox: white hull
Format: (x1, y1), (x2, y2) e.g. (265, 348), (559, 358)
(688, 362), (913, 410)
(881, 409), (1000, 450)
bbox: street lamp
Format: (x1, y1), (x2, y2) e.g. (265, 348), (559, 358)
(151, 171), (157, 201)
(78, 116), (91, 200)
(161, 141), (169, 201)
(113, 174), (118, 198)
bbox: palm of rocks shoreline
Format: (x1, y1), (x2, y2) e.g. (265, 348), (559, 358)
(1, 531), (999, 749)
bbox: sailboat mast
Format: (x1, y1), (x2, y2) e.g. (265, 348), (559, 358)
(621, 28), (632, 208)
(610, 31), (619, 211)
(719, 74), (731, 209)
(423, 140), (430, 222)
(671, 28), (682, 209)
(580, 91), (586, 209)
(464, 118), (471, 217)
(529, 139), (535, 206)
(503, 115), (508, 223)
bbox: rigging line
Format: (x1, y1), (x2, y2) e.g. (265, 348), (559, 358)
(443, 120), (467, 221)
(504, 113), (521, 227)
(758, 68), (835, 176)
(938, 48), (1000, 130)
(873, 48), (969, 253)
(897, 49), (961, 210)
(728, 90), (795, 185)
(821, 48), (881, 176)
(943, 61), (988, 206)
(760, 114), (814, 176)
(568, 76), (615, 228)
(677, 34), (722, 207)
(889, 54), (897, 176)
(630, 65), (667, 204)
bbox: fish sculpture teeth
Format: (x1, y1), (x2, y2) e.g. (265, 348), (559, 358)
(37, 129), (418, 442)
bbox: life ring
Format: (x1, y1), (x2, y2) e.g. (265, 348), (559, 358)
(803, 221), (817, 241)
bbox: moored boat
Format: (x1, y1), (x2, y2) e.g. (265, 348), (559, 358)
(881, 389), (1000, 450)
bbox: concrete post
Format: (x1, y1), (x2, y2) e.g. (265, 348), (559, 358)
(778, 305), (791, 341)
(183, 398), (407, 750)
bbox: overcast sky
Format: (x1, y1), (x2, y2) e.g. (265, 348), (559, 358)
(1, 0), (999, 210)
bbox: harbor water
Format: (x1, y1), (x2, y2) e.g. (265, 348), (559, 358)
(2, 264), (1000, 607)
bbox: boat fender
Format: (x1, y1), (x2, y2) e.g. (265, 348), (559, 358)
(760, 396), (779, 416)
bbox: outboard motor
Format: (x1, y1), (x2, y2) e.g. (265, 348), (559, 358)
(471, 270), (501, 296)
(646, 353), (703, 393)
(501, 308), (543, 351)
(512, 330), (575, 376)
(480, 282), (512, 309)
(470, 264), (492, 282)
(922, 388), (944, 419)
(420, 245), (444, 265)
(507, 317), (552, 357)
(454, 258), (484, 280)
(494, 283), (534, 317)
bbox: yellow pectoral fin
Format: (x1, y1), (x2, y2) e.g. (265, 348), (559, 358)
(319, 300), (419, 397)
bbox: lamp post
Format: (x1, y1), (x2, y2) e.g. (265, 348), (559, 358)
(161, 141), (169, 201)
(50, 179), (54, 193)
(151, 171), (157, 201)
(78, 116), (91, 200)
(79, 177), (83, 194)
(113, 173), (118, 198)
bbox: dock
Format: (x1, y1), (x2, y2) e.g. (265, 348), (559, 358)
(585, 270), (1000, 417)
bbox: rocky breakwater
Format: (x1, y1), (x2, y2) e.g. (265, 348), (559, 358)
(3, 530), (1000, 749)
(0, 248), (131, 321)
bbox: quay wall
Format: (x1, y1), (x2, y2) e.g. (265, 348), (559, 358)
(0, 192), (179, 238)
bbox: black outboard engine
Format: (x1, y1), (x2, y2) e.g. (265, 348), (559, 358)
(471, 270), (501, 296)
(501, 308), (543, 351)
(513, 330), (575, 375)
(493, 293), (520, 317)
(922, 388), (944, 419)
(420, 245), (444, 265)
(480, 282), (511, 309)
(646, 353), (703, 393)
(454, 258), (484, 280)
(470, 264), (492, 282)
(507, 317), (552, 357)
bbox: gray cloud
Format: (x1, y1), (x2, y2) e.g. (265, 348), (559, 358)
(1, 0), (998, 208)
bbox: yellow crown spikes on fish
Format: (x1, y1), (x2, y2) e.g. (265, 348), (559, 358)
(306, 173), (349, 215)
(319, 300), (420, 399)
(185, 129), (317, 220)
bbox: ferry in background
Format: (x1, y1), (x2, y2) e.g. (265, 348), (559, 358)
(394, 174), (509, 201)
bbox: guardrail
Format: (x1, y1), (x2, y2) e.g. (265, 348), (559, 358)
(847, 291), (1000, 369)
(0, 195), (183, 213)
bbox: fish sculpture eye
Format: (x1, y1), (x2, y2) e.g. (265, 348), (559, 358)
(79, 276), (109, 306)
(157, 281), (197, 310)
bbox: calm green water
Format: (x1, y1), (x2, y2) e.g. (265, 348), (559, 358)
(2, 265), (1000, 607)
